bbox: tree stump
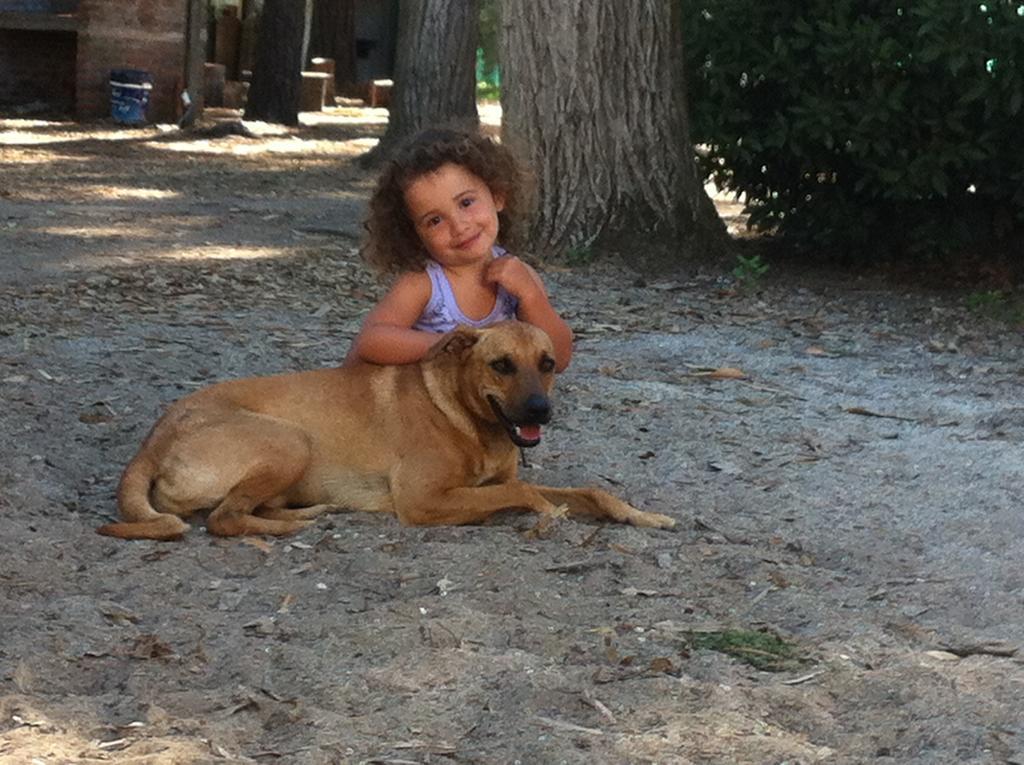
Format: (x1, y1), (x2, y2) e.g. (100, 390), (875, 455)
(223, 81), (249, 109)
(203, 63), (227, 108)
(309, 57), (336, 105)
(299, 72), (329, 112)
(369, 79), (393, 108)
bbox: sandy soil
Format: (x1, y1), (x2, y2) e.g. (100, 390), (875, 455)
(1, 111), (1022, 765)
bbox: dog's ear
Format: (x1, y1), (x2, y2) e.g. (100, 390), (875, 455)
(425, 325), (480, 360)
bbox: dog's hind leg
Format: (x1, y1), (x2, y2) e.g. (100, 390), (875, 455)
(204, 460), (321, 537)
(533, 486), (676, 529)
(147, 412), (321, 538)
(200, 417), (327, 537)
(207, 492), (318, 536)
(205, 477), (320, 536)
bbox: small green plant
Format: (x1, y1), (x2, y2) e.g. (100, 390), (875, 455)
(731, 253), (770, 289)
(686, 628), (804, 672)
(566, 243), (596, 266)
(967, 289), (1007, 313)
(476, 81), (500, 101)
(966, 290), (1024, 323)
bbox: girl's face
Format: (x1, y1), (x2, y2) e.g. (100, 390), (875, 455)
(403, 162), (505, 271)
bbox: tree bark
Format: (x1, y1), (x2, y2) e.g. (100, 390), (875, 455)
(500, 0), (729, 259)
(244, 0), (312, 125)
(309, 0), (358, 90)
(363, 0), (480, 165)
(179, 0), (207, 127)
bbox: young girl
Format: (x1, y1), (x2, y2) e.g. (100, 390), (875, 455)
(348, 127), (573, 371)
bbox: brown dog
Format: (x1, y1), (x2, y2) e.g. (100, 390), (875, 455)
(97, 321), (675, 540)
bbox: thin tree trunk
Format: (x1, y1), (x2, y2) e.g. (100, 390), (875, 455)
(363, 0), (480, 165)
(244, 0), (312, 126)
(500, 0), (728, 258)
(180, 0), (207, 127)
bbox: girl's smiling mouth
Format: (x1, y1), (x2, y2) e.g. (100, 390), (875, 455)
(455, 232), (481, 249)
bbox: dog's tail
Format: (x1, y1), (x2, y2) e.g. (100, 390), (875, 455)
(96, 452), (190, 540)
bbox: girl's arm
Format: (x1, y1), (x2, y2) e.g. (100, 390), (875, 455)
(487, 257), (574, 372)
(347, 271), (439, 365)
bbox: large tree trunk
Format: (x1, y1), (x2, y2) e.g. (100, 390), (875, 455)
(500, 0), (729, 258)
(309, 0), (357, 91)
(363, 0), (480, 165)
(244, 0), (312, 125)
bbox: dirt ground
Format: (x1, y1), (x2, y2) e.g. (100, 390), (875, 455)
(1, 109), (1022, 765)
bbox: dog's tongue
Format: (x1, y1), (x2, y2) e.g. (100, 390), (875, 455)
(518, 424), (542, 442)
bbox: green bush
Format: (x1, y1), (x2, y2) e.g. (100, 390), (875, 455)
(683, 1), (1024, 261)
(477, 0), (501, 95)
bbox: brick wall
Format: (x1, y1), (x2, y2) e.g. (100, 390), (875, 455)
(0, 28), (77, 112)
(76, 0), (187, 122)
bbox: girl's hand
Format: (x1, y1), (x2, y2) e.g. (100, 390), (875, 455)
(486, 256), (574, 372)
(484, 256), (547, 308)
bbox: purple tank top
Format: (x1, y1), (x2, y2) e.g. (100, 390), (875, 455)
(412, 247), (520, 333)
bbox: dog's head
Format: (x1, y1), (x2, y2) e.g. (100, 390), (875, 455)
(426, 321), (557, 448)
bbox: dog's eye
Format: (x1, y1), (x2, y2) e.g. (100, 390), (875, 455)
(538, 356), (555, 373)
(489, 357), (516, 375)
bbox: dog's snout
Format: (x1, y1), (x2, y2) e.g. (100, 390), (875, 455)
(524, 394), (551, 424)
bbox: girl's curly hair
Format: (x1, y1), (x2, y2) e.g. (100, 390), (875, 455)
(362, 127), (534, 277)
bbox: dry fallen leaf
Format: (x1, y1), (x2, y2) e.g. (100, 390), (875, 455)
(241, 537), (274, 553)
(128, 634), (176, 660)
(95, 738), (130, 751)
(923, 650), (960, 662)
(242, 617), (276, 636)
(708, 460), (743, 476)
(648, 657), (675, 674)
(688, 366), (748, 380)
(707, 366), (747, 379)
(620, 587), (659, 597)
(100, 605), (140, 625)
(845, 406), (917, 422)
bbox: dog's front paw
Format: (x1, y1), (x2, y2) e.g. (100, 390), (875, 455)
(634, 511), (676, 529)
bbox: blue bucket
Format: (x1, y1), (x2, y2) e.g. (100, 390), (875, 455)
(110, 69), (153, 125)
